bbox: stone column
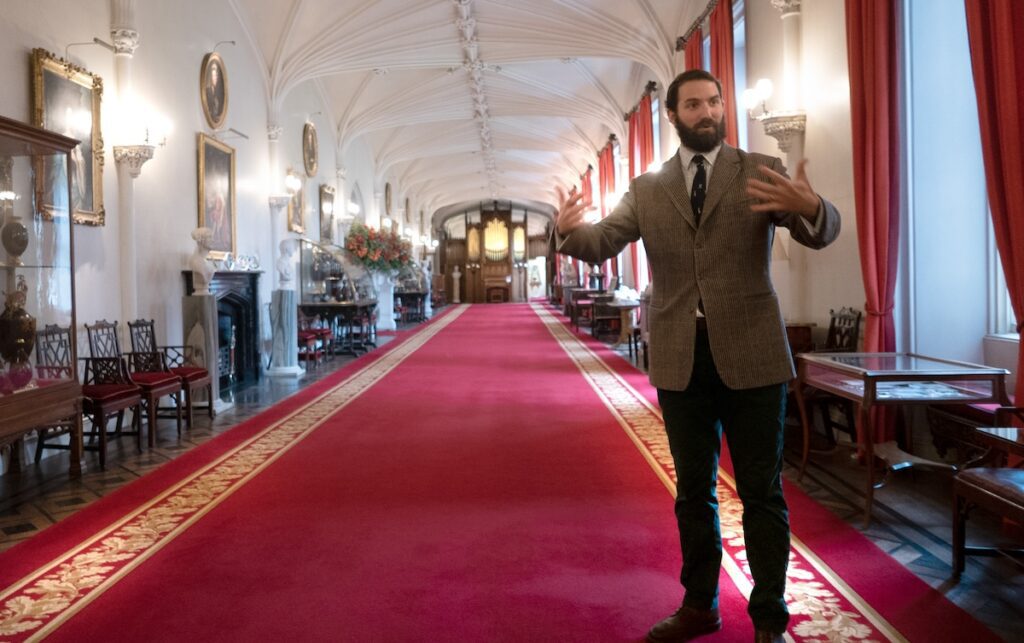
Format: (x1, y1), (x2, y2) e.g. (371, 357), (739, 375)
(111, 0), (142, 330)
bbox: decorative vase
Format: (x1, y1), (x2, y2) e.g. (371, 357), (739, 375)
(0, 275), (36, 366)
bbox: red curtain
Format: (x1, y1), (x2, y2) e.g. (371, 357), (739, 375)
(597, 143), (616, 283)
(628, 94), (655, 287)
(965, 0), (1024, 405)
(846, 0), (901, 442)
(578, 167), (593, 285)
(710, 2), (739, 147)
(684, 29), (703, 71)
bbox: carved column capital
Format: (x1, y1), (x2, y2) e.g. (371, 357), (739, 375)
(111, 28), (140, 55)
(267, 124), (284, 141)
(759, 111), (806, 154)
(770, 0), (802, 16)
(113, 144), (154, 178)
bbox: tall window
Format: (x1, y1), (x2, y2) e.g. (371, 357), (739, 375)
(732, 0), (748, 150)
(650, 96), (662, 168)
(904, 0), (1016, 365)
(702, 31), (711, 72)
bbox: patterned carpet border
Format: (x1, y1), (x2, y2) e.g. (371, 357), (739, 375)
(0, 306), (469, 643)
(531, 303), (906, 643)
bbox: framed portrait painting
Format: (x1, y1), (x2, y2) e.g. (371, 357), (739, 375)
(200, 52), (228, 130)
(319, 184), (335, 243)
(303, 122), (318, 177)
(197, 133), (235, 259)
(31, 48), (105, 226)
(287, 169), (305, 234)
(384, 182), (392, 217)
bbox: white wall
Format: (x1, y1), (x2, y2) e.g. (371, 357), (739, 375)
(747, 0), (863, 342)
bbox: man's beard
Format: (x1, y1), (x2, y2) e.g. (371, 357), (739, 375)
(675, 117), (726, 153)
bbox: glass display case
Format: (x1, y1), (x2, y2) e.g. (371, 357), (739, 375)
(298, 239), (376, 304)
(395, 261), (426, 294)
(0, 115), (82, 474)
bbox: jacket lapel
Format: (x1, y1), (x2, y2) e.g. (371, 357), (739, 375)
(657, 150), (697, 230)
(700, 144), (740, 226)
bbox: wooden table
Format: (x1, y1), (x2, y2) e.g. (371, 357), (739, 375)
(608, 300), (640, 346)
(299, 299), (378, 355)
(793, 352), (1010, 525)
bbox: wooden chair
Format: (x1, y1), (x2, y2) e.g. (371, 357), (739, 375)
(128, 319), (214, 428)
(952, 407), (1024, 578)
(591, 297), (621, 340)
(34, 324), (143, 469)
(86, 320), (182, 447)
(812, 307), (863, 443)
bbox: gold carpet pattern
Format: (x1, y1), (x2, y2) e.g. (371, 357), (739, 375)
(0, 306), (468, 642)
(532, 303), (905, 643)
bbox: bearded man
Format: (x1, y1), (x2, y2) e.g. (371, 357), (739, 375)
(554, 69), (841, 643)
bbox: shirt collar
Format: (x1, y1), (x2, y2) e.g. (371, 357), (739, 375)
(678, 143), (722, 170)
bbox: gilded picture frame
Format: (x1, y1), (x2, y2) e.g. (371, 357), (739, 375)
(384, 182), (392, 216)
(319, 184), (336, 242)
(303, 122), (318, 177)
(197, 133), (236, 259)
(287, 169), (305, 234)
(31, 48), (105, 226)
(200, 52), (228, 130)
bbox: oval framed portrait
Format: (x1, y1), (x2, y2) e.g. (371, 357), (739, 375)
(303, 122), (318, 177)
(200, 52), (228, 130)
(384, 182), (392, 216)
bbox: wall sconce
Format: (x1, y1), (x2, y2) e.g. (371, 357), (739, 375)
(431, 239), (439, 249)
(347, 200), (361, 215)
(467, 262), (481, 271)
(742, 78), (775, 120)
(742, 77), (806, 155)
(284, 171), (302, 194)
(382, 217), (393, 229)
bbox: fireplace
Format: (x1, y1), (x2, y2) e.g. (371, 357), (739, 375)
(183, 271), (262, 391)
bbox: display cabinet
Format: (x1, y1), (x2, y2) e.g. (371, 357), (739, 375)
(394, 261), (427, 323)
(297, 239), (378, 355)
(298, 239), (376, 304)
(0, 115), (82, 475)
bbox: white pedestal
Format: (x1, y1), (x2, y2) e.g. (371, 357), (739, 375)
(183, 294), (234, 412)
(268, 289), (304, 378)
(373, 272), (397, 331)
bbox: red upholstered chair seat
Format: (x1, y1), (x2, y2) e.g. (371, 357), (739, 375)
(170, 366), (209, 382)
(130, 372), (181, 388)
(83, 383), (143, 403)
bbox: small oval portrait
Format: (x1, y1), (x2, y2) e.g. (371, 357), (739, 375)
(303, 122), (318, 177)
(200, 52), (228, 130)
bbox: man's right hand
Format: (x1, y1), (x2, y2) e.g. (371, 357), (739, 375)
(555, 185), (590, 236)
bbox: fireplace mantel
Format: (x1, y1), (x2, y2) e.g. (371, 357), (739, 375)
(183, 271), (263, 388)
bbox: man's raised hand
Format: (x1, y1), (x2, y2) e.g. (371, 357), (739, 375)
(555, 185), (591, 235)
(745, 158), (820, 219)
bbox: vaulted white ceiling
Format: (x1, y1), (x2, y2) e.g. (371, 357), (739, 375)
(229, 0), (710, 227)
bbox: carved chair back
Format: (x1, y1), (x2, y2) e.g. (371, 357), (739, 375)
(824, 307), (862, 352)
(34, 324), (73, 380)
(128, 319), (157, 353)
(86, 319), (123, 359)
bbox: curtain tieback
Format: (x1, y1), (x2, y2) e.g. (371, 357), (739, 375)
(866, 306), (894, 317)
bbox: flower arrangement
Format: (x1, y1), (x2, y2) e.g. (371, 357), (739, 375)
(344, 222), (413, 272)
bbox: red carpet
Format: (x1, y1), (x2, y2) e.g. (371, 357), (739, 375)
(0, 304), (1000, 642)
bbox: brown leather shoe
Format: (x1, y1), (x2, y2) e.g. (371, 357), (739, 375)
(646, 605), (722, 642)
(753, 630), (784, 643)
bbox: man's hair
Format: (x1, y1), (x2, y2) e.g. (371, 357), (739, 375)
(665, 69), (724, 113)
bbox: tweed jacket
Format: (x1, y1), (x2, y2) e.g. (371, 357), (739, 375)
(558, 145), (841, 391)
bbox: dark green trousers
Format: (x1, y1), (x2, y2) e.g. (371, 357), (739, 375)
(656, 327), (790, 633)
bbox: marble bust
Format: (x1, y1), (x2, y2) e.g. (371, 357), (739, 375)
(189, 227), (217, 296)
(276, 238), (298, 289)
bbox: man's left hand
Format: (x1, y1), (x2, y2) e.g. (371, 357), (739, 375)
(746, 159), (820, 219)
